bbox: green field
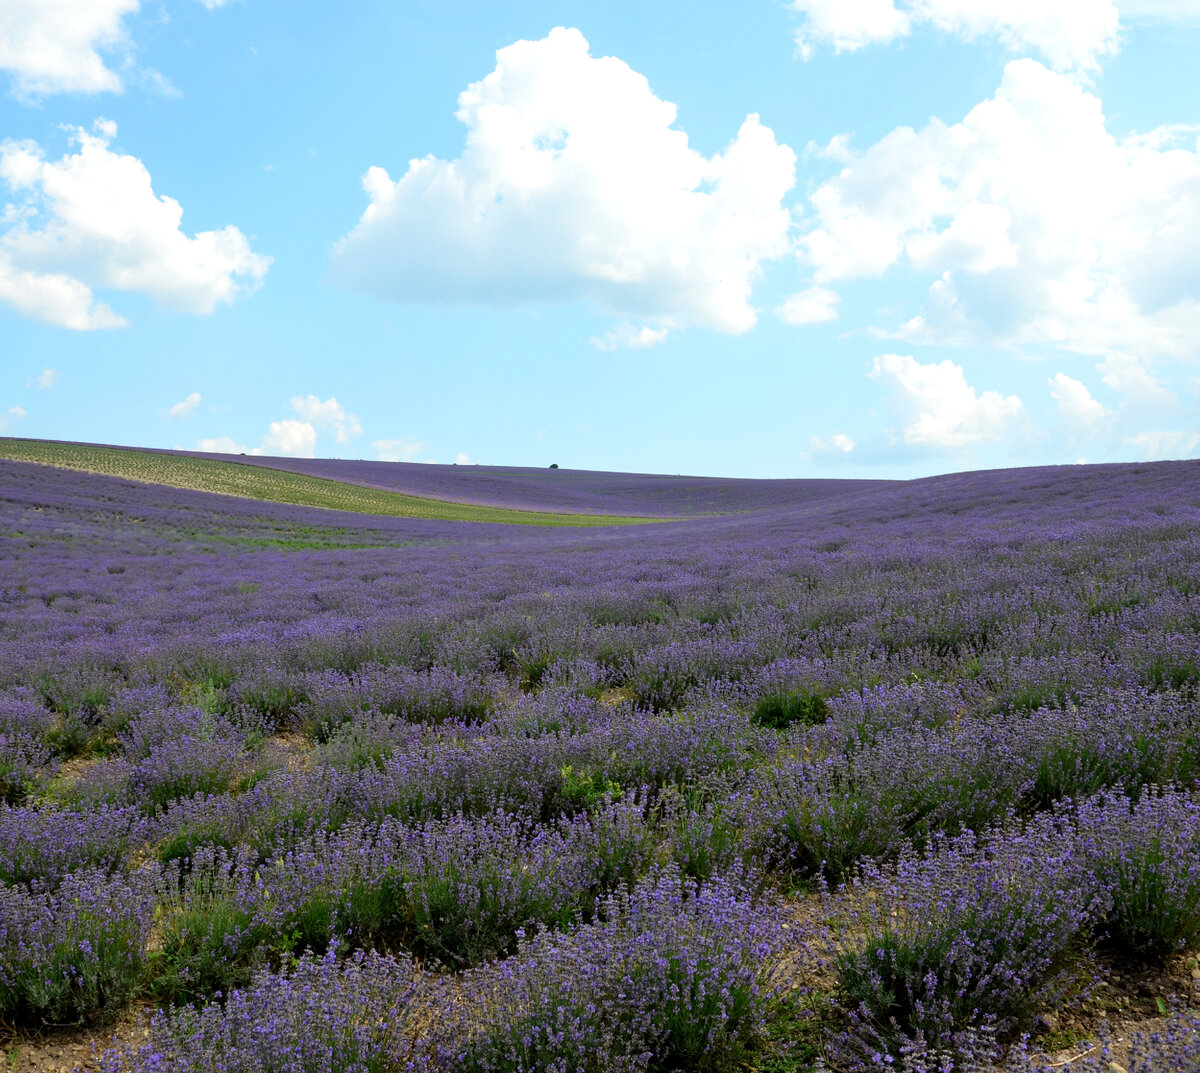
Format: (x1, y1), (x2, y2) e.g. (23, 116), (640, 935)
(0, 439), (661, 527)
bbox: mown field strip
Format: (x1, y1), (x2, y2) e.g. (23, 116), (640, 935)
(0, 439), (662, 526)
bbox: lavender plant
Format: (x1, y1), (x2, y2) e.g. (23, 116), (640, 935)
(1074, 787), (1200, 956)
(832, 814), (1105, 1066)
(428, 866), (800, 1072)
(99, 948), (421, 1073)
(0, 867), (157, 1023)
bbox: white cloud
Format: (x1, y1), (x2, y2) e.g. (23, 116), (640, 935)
(0, 405), (25, 433)
(871, 352), (1027, 449)
(1048, 372), (1113, 426)
(800, 60), (1200, 367)
(1098, 353), (1176, 406)
(1125, 429), (1200, 460)
(199, 0), (232, 7)
(197, 435), (257, 455)
(777, 285), (840, 325)
(374, 438), (424, 463)
(791, 0), (1121, 73)
(790, 0), (911, 58)
(289, 395), (362, 443)
(199, 398), (361, 461)
(0, 0), (139, 99)
(34, 367), (56, 389)
(168, 391), (202, 419)
(0, 121), (270, 330)
(262, 419), (317, 458)
(0, 255), (126, 330)
(589, 323), (671, 350)
(332, 27), (796, 336)
(810, 432), (856, 453)
(453, 451), (474, 465)
(1118, 1), (1200, 21)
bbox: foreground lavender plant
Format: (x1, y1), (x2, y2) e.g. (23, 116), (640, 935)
(832, 814), (1105, 1067)
(0, 867), (157, 1023)
(1074, 787), (1200, 955)
(426, 866), (803, 1072)
(0, 803), (148, 886)
(98, 949), (421, 1073)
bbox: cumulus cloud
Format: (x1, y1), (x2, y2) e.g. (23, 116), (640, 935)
(167, 391), (202, 419)
(799, 60), (1200, 368)
(261, 419), (317, 457)
(332, 27), (796, 337)
(289, 395), (362, 443)
(0, 256), (126, 329)
(1048, 373), (1113, 427)
(374, 438), (424, 463)
(589, 323), (671, 350)
(791, 0), (911, 58)
(197, 435), (256, 455)
(777, 285), (840, 325)
(1125, 429), (1200, 460)
(791, 0), (1121, 73)
(1098, 353), (1176, 406)
(0, 0), (139, 98)
(28, 367), (57, 389)
(871, 352), (1027, 449)
(810, 432), (857, 453)
(198, 395), (363, 460)
(0, 121), (270, 330)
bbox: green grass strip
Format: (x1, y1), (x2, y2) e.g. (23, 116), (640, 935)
(0, 439), (662, 527)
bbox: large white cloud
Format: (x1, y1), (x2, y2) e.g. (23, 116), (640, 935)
(0, 121), (270, 330)
(289, 395), (362, 444)
(1048, 372), (1113, 428)
(798, 60), (1200, 364)
(0, 0), (138, 98)
(262, 419), (317, 458)
(871, 353), (1027, 449)
(791, 0), (1124, 73)
(331, 27), (796, 336)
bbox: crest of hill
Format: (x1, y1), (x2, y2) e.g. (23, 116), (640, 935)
(173, 451), (894, 516)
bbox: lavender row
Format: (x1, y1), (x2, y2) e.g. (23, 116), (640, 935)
(829, 788), (1200, 1068)
(82, 788), (1200, 1070)
(99, 865), (805, 1073)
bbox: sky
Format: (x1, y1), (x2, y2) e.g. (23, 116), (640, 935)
(2, 1), (1200, 480)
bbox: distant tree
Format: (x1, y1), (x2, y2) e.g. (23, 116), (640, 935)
(549, 463), (559, 469)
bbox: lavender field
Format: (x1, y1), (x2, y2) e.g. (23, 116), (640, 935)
(3, 453), (1200, 1072)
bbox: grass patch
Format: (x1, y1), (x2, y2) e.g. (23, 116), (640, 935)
(0, 439), (662, 527)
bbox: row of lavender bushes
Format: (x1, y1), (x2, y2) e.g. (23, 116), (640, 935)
(3, 787), (1197, 1069)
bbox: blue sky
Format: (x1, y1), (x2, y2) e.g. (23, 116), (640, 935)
(2, 1), (1200, 479)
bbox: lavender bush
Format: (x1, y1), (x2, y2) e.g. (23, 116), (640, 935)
(1074, 787), (1200, 956)
(832, 814), (1105, 1066)
(426, 866), (801, 1072)
(100, 949), (420, 1073)
(0, 866), (157, 1023)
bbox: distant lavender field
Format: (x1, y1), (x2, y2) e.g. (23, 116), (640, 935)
(3, 454), (1200, 1072)
(175, 448), (891, 515)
